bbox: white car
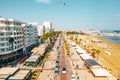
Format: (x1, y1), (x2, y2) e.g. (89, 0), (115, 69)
(71, 75), (76, 80)
(62, 68), (66, 74)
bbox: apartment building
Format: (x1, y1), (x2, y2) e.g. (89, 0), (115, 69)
(37, 25), (43, 37)
(43, 21), (52, 33)
(22, 23), (38, 55)
(0, 17), (23, 65)
(0, 17), (38, 66)
(37, 21), (52, 36)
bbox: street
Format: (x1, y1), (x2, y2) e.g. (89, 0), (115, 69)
(21, 35), (112, 80)
(58, 41), (72, 80)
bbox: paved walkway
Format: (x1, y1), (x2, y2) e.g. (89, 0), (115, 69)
(37, 37), (60, 80)
(68, 39), (116, 80)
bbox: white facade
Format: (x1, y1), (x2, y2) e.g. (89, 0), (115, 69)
(22, 23), (38, 48)
(0, 17), (38, 56)
(0, 17), (23, 55)
(37, 22), (52, 36)
(37, 25), (44, 36)
(43, 21), (52, 33)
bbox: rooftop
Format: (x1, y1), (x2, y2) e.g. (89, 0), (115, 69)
(8, 69), (30, 80)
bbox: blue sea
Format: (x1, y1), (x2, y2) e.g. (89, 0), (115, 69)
(102, 36), (120, 45)
(101, 30), (120, 45)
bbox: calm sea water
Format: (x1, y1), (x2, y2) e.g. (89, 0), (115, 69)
(102, 36), (120, 45)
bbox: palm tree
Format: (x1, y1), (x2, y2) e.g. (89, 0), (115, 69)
(91, 48), (96, 58)
(9, 37), (15, 52)
(96, 50), (100, 60)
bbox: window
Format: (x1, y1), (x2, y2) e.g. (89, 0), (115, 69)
(0, 38), (4, 41)
(14, 22), (16, 25)
(0, 49), (5, 52)
(0, 27), (4, 30)
(15, 46), (17, 49)
(10, 33), (12, 35)
(6, 48), (9, 51)
(0, 33), (4, 36)
(0, 43), (5, 46)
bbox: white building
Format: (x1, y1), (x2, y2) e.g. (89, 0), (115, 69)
(0, 17), (38, 65)
(43, 21), (52, 33)
(22, 23), (38, 55)
(0, 17), (23, 60)
(37, 25), (44, 36)
(37, 22), (52, 36)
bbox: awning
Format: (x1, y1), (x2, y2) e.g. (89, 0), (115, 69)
(18, 56), (27, 64)
(91, 68), (111, 77)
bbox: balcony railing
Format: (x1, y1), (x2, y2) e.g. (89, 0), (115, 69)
(0, 45), (9, 48)
(0, 46), (24, 55)
(0, 40), (8, 43)
(0, 24), (21, 27)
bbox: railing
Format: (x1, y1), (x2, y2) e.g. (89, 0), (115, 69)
(0, 24), (21, 27)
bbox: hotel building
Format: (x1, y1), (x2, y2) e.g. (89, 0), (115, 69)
(0, 17), (38, 66)
(0, 17), (23, 65)
(37, 21), (52, 36)
(43, 21), (52, 33)
(22, 23), (38, 55)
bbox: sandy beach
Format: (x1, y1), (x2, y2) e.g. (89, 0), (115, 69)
(78, 34), (120, 78)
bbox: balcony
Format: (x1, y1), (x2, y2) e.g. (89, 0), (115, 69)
(0, 40), (8, 43)
(0, 46), (24, 55)
(0, 24), (21, 27)
(0, 30), (7, 33)
(0, 45), (9, 49)
(0, 35), (10, 38)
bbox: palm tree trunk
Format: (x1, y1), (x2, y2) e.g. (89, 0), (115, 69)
(12, 42), (14, 52)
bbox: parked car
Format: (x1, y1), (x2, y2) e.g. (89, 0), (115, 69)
(71, 75), (76, 80)
(56, 61), (59, 66)
(54, 70), (59, 76)
(62, 67), (67, 74)
(55, 66), (59, 71)
(77, 76), (82, 80)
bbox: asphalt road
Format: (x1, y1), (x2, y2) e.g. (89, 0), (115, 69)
(58, 41), (72, 80)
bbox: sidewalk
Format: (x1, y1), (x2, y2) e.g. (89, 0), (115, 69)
(37, 37), (60, 80)
(68, 39), (116, 80)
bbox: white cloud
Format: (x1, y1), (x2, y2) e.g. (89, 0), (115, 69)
(36, 0), (51, 4)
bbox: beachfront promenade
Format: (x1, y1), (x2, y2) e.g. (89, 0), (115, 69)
(68, 33), (120, 79)
(37, 34), (117, 80)
(0, 33), (119, 80)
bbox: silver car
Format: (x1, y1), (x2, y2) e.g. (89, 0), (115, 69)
(71, 75), (76, 80)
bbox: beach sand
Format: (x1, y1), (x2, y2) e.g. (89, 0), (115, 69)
(78, 34), (120, 78)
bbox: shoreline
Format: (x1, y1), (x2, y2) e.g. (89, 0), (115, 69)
(91, 35), (120, 77)
(78, 34), (120, 78)
(99, 35), (120, 46)
(96, 35), (120, 48)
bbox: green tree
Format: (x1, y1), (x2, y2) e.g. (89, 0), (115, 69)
(9, 37), (15, 51)
(91, 48), (96, 58)
(96, 50), (100, 60)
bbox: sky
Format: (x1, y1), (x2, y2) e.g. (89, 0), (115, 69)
(0, 0), (120, 30)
